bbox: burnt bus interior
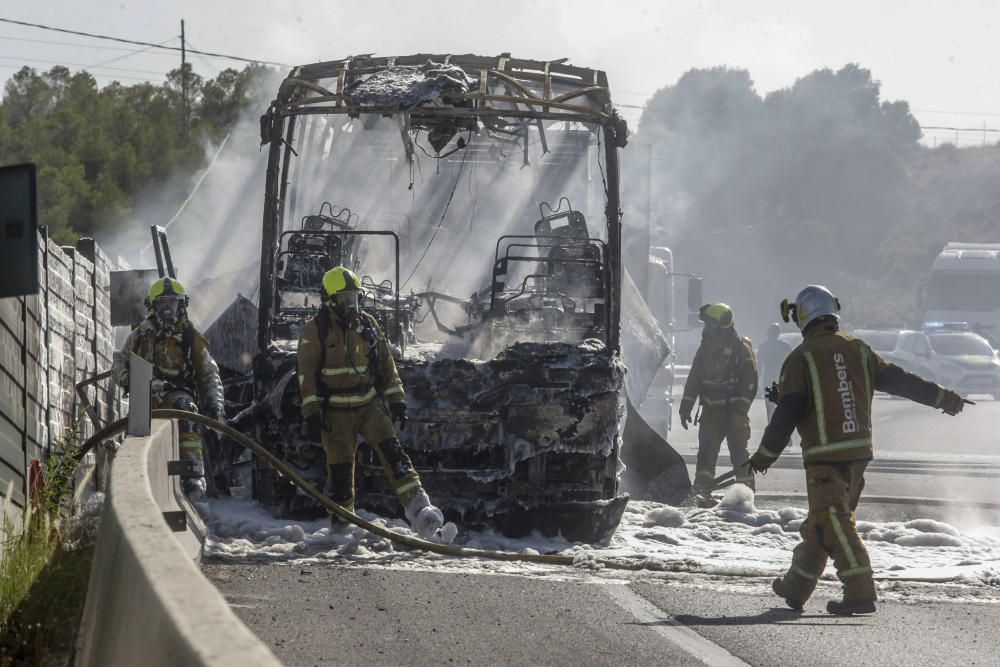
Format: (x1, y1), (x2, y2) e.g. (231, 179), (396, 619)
(224, 54), (636, 542)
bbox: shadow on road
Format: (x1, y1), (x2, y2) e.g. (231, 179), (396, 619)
(671, 608), (864, 627)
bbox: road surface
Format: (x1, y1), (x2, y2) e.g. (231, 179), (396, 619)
(204, 397), (1000, 665)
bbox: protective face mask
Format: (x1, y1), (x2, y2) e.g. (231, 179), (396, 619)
(331, 292), (360, 323)
(153, 297), (183, 330)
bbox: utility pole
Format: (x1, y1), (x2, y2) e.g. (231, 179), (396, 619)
(181, 19), (188, 136)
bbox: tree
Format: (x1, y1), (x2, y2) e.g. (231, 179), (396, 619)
(627, 64), (928, 334)
(0, 63), (278, 244)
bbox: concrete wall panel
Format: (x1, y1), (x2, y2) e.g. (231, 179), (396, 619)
(77, 420), (280, 667)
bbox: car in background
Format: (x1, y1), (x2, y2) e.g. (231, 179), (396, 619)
(889, 325), (1000, 399)
(852, 328), (904, 355)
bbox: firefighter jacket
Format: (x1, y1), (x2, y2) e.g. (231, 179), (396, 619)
(296, 309), (405, 418)
(756, 322), (951, 465)
(111, 317), (225, 421)
(681, 331), (758, 414)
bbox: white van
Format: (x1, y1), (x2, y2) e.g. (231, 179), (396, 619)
(923, 243), (1000, 346)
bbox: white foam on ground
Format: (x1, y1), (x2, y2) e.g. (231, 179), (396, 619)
(202, 484), (1000, 602)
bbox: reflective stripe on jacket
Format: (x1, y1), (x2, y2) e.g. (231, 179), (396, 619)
(297, 310), (405, 416)
(779, 327), (876, 462)
(681, 332), (758, 413)
(111, 318), (225, 420)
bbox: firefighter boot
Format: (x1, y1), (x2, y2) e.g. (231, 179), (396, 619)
(403, 488), (444, 539)
(772, 578), (804, 611)
(182, 476), (207, 501)
(180, 448), (207, 502)
(826, 599), (876, 616)
(323, 463), (355, 530)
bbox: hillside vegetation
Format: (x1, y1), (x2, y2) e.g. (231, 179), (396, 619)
(2, 62), (998, 326)
(0, 63), (275, 244)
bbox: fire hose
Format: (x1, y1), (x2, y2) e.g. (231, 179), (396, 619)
(79, 409), (666, 572)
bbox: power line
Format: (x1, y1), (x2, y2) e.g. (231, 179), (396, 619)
(0, 54), (168, 76)
(88, 37), (178, 69)
(0, 33), (180, 53)
(920, 125), (1000, 133)
(0, 63), (153, 82)
(185, 38), (220, 76)
(0, 16), (286, 66)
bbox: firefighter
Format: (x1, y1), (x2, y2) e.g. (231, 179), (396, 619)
(296, 266), (445, 538)
(679, 303), (758, 505)
(758, 323), (792, 423)
(112, 277), (225, 500)
(747, 285), (971, 615)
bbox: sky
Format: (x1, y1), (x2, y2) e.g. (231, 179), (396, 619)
(2, 0), (1000, 147)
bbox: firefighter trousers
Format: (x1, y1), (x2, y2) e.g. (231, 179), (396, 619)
(778, 460), (876, 605)
(320, 400), (422, 511)
(154, 390), (204, 476)
(694, 406), (754, 491)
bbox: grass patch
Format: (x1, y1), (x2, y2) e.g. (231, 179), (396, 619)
(0, 426), (97, 666)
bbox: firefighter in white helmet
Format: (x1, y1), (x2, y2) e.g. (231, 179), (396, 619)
(748, 285), (971, 615)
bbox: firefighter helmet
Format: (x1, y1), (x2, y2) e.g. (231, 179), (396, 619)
(781, 285), (840, 331)
(145, 277), (188, 330)
(146, 276), (187, 303)
(321, 266), (362, 299)
(699, 303), (735, 329)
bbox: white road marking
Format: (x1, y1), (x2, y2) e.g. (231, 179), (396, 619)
(602, 583), (749, 667)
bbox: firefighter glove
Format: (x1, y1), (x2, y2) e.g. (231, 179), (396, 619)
(304, 412), (324, 441)
(150, 379), (171, 400)
(746, 451), (773, 474)
(390, 401), (408, 431)
(938, 390), (973, 416)
(679, 407), (692, 430)
(764, 381), (779, 404)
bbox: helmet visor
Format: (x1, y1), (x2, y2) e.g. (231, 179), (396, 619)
(332, 290), (360, 314)
(153, 296), (183, 328)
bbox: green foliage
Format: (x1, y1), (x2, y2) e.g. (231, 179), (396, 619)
(0, 63), (276, 244)
(0, 426), (92, 665)
(0, 484), (57, 631)
(38, 425), (83, 519)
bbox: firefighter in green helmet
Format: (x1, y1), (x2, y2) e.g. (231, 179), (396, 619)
(296, 266), (445, 538)
(111, 277), (226, 500)
(679, 303), (758, 506)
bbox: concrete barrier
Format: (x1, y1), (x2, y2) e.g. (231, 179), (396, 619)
(77, 419), (281, 666)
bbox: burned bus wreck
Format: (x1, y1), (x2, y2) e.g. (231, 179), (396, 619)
(220, 54), (685, 543)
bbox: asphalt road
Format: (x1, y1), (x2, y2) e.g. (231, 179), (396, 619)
(663, 393), (1000, 524)
(204, 397), (1000, 665)
(204, 562), (1000, 666)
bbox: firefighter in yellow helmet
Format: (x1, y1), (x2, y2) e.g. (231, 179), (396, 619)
(111, 277), (225, 500)
(296, 266), (445, 538)
(679, 303), (758, 506)
(747, 285), (971, 615)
